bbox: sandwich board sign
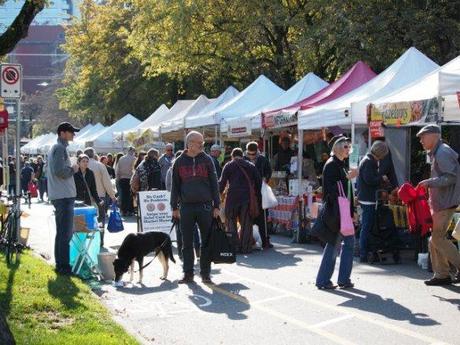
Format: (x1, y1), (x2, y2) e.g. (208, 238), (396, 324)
(137, 190), (176, 240)
(1, 64), (22, 99)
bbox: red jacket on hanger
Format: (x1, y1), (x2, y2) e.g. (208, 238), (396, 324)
(398, 183), (433, 236)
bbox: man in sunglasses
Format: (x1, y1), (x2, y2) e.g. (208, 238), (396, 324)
(244, 141), (273, 249)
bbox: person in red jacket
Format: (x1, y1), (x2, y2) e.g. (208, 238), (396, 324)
(417, 124), (460, 286)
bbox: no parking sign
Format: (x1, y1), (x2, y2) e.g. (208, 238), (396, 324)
(1, 64), (22, 99)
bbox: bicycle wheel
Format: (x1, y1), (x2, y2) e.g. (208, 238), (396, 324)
(6, 216), (18, 265)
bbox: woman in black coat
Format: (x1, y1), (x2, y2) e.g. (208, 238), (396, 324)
(315, 136), (357, 290)
(74, 154), (101, 206)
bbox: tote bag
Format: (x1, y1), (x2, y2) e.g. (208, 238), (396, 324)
(107, 203), (124, 233)
(210, 218), (236, 264)
(337, 181), (354, 236)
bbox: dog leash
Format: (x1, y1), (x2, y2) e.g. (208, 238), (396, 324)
(134, 220), (177, 272)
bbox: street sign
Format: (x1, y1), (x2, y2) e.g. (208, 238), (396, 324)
(1, 64), (22, 99)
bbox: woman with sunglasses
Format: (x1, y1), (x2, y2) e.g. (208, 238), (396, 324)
(316, 135), (358, 290)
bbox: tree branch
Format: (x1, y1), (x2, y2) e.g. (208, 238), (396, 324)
(0, 0), (46, 56)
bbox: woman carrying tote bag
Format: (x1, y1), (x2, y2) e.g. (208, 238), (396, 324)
(315, 135), (357, 290)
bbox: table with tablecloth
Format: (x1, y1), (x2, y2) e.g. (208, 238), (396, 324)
(268, 196), (299, 230)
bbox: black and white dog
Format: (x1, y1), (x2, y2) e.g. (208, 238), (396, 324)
(113, 231), (175, 284)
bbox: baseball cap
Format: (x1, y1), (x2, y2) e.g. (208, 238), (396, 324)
(211, 144), (222, 151)
(57, 122), (80, 134)
(416, 124), (441, 137)
(328, 135), (350, 150)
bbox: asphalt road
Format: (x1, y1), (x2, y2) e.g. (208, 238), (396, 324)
(25, 201), (460, 345)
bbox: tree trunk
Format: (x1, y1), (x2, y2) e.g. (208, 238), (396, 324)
(0, 311), (15, 345)
(0, 0), (46, 56)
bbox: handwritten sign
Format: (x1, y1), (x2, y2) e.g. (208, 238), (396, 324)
(138, 190), (175, 239)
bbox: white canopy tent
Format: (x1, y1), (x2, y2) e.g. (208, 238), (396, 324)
(85, 114), (140, 153)
(20, 134), (46, 154)
(262, 73), (329, 115)
(160, 95), (213, 134)
(298, 47), (439, 130)
(217, 75), (285, 132)
(68, 123), (106, 153)
(185, 86), (239, 128)
(371, 55), (460, 122)
(123, 104), (170, 138)
(38, 133), (58, 155)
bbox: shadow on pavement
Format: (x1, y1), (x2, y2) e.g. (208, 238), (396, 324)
(48, 275), (85, 310)
(329, 288), (440, 326)
(236, 248), (302, 270)
(111, 279), (179, 295)
(186, 282), (250, 320)
(433, 294), (460, 311)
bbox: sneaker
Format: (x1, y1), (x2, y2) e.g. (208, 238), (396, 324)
(338, 282), (355, 289)
(424, 277), (452, 286)
(178, 273), (194, 284)
(201, 275), (213, 284)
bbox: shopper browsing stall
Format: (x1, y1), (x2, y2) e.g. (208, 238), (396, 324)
(356, 141), (389, 263)
(417, 124), (460, 286)
(316, 135), (357, 290)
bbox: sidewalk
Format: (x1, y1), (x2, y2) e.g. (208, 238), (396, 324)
(24, 199), (460, 345)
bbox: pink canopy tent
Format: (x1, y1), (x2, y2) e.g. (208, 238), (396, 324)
(266, 61), (377, 117)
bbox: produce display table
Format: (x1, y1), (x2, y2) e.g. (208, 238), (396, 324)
(268, 196), (299, 230)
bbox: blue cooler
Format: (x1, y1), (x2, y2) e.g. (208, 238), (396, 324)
(74, 206), (98, 230)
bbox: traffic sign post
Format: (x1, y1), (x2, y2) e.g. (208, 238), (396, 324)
(1, 64), (22, 99)
(1, 63), (22, 237)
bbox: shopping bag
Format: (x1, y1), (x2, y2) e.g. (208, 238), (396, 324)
(337, 181), (354, 236)
(28, 182), (38, 198)
(107, 203), (124, 233)
(210, 218), (236, 264)
(261, 181), (278, 209)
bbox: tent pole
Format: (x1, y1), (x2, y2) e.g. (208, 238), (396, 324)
(215, 125), (218, 144)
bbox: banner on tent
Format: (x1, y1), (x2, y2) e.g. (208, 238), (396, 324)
(368, 98), (439, 126)
(262, 112), (297, 129)
(227, 119), (252, 138)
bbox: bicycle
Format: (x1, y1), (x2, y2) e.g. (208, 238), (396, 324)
(0, 195), (25, 265)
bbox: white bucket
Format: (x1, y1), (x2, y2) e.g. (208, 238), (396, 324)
(98, 252), (116, 281)
(417, 253), (429, 270)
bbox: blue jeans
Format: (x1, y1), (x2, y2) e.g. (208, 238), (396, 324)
(359, 204), (376, 260)
(52, 198), (75, 272)
(316, 235), (355, 287)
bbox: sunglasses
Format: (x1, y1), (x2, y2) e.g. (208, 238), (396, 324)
(247, 152), (256, 156)
(343, 145), (350, 149)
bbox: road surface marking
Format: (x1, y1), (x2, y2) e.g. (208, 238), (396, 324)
(252, 294), (290, 305)
(311, 315), (354, 329)
(220, 268), (449, 345)
(209, 284), (356, 345)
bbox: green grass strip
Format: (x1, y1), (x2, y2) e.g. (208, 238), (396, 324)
(0, 251), (140, 345)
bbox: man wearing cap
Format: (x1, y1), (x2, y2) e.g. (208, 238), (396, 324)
(159, 143), (174, 190)
(47, 122), (80, 275)
(210, 144), (223, 179)
(417, 124), (460, 286)
(356, 140), (389, 262)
